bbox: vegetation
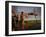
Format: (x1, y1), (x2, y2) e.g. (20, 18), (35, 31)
(24, 20), (41, 30)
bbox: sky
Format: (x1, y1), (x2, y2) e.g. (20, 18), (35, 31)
(12, 6), (41, 20)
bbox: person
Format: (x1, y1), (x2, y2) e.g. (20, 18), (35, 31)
(20, 11), (24, 30)
(25, 13), (28, 30)
(16, 14), (20, 30)
(12, 12), (17, 31)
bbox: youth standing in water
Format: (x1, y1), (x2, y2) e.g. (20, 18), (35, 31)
(20, 11), (24, 30)
(16, 14), (20, 30)
(25, 13), (28, 30)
